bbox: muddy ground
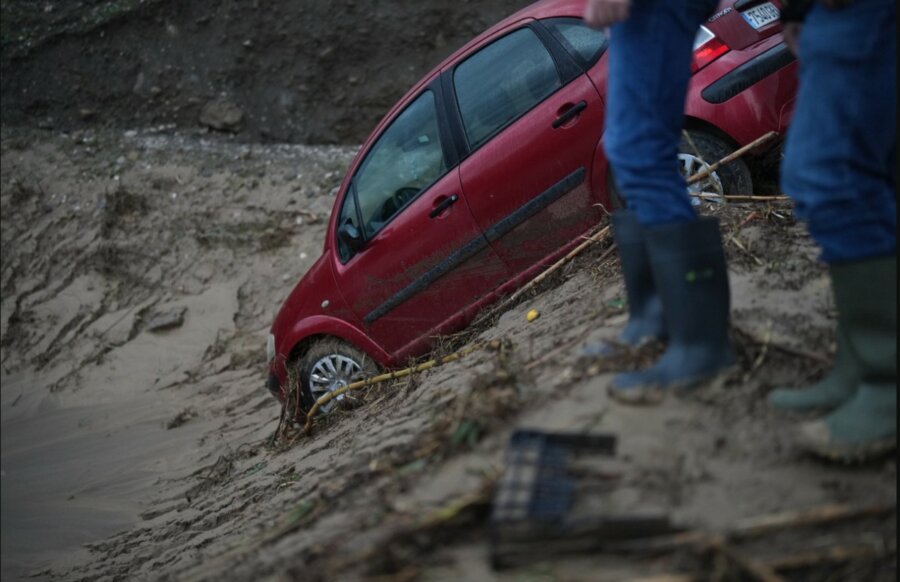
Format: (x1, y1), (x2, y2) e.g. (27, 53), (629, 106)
(1, 125), (896, 581)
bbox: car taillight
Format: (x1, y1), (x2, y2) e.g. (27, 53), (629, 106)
(692, 26), (730, 73)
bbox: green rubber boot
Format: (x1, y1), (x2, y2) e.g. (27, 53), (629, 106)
(768, 326), (858, 411)
(797, 255), (897, 462)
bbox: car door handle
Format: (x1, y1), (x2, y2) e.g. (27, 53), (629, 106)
(429, 194), (459, 218)
(552, 101), (588, 129)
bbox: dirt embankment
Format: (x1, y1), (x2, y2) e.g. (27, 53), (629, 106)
(1, 127), (896, 581)
(1, 0), (529, 143)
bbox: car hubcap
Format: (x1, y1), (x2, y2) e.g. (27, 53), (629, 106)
(678, 153), (724, 205)
(309, 354), (363, 413)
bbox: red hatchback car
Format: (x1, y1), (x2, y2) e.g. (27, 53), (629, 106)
(266, 0), (797, 411)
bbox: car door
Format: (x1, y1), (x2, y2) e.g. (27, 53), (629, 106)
(452, 23), (606, 277)
(331, 83), (509, 355)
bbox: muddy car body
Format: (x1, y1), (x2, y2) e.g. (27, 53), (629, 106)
(266, 0), (798, 410)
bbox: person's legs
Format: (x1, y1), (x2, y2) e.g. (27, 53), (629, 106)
(597, 0), (734, 397)
(605, 0), (716, 226)
(778, 0), (897, 460)
(781, 0), (896, 264)
(587, 0), (714, 356)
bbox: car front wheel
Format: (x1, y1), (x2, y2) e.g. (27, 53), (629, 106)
(297, 339), (378, 414)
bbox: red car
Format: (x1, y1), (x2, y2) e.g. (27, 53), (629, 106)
(266, 0), (797, 412)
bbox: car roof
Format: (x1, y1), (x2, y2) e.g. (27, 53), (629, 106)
(435, 0), (585, 73)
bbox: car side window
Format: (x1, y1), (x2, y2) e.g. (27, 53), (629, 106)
(543, 18), (608, 68)
(351, 90), (447, 241)
(453, 27), (562, 150)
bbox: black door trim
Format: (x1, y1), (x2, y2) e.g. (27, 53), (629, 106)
(363, 166), (586, 325)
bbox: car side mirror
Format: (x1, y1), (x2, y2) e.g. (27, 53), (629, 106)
(338, 223), (364, 254)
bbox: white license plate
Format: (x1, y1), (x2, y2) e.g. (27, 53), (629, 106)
(742, 2), (780, 30)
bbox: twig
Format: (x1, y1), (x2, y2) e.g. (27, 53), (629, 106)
(302, 341), (494, 435)
(733, 325), (832, 365)
(729, 503), (894, 540)
(686, 131), (779, 186)
(505, 225), (611, 306)
(763, 542), (893, 571)
(727, 235), (765, 266)
(627, 576), (698, 582)
(709, 537), (787, 582)
(609, 503), (896, 553)
(473, 225), (612, 327)
(746, 321), (772, 379)
(691, 193), (791, 202)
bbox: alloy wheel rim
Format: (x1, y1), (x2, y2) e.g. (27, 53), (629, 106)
(678, 152), (724, 205)
(309, 354), (363, 413)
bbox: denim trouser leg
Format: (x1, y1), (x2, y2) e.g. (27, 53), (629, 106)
(781, 0), (897, 264)
(604, 0), (718, 226)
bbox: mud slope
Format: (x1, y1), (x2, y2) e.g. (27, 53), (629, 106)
(1, 127), (895, 581)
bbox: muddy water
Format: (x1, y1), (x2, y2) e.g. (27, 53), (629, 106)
(1, 379), (214, 580)
(1, 281), (241, 579)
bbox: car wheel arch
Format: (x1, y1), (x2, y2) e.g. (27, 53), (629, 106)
(682, 115), (741, 150)
(282, 317), (393, 371)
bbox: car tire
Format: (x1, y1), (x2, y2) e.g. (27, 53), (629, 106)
(605, 130), (752, 211)
(679, 130), (753, 200)
(297, 339), (378, 414)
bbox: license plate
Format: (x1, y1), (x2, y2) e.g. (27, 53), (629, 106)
(742, 2), (780, 30)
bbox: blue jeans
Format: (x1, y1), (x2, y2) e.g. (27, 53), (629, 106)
(781, 0), (897, 264)
(604, 0), (718, 226)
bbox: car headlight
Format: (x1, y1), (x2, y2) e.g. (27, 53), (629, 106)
(266, 333), (276, 364)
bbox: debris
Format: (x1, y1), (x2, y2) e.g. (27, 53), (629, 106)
(526, 309), (540, 323)
(490, 430), (677, 569)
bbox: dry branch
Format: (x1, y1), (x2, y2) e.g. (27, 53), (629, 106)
(302, 341), (494, 435)
(610, 503), (896, 553)
(728, 503), (894, 540)
(763, 542), (894, 571)
(691, 193), (791, 202)
(686, 131), (778, 185)
(472, 225), (612, 328)
(733, 325), (832, 365)
(709, 537), (787, 582)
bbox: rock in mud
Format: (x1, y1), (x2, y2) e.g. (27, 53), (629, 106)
(145, 307), (188, 332)
(199, 99), (244, 132)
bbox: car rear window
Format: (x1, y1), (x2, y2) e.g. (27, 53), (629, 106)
(453, 27), (562, 150)
(543, 18), (607, 68)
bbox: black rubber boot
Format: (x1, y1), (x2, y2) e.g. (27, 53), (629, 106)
(797, 255), (897, 462)
(609, 217), (735, 404)
(583, 211), (667, 356)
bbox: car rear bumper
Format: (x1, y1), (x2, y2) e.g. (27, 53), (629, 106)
(701, 42), (796, 104)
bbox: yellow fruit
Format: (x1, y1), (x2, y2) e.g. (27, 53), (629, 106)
(527, 309), (540, 322)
